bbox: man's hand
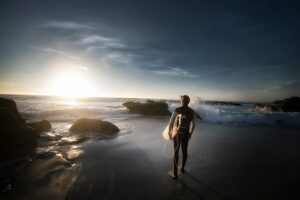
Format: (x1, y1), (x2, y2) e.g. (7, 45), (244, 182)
(188, 133), (192, 139)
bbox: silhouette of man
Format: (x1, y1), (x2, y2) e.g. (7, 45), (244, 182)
(168, 95), (196, 180)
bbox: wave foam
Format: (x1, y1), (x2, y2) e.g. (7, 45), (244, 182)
(168, 96), (300, 125)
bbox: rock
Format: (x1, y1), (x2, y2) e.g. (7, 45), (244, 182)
(0, 97), (52, 160)
(69, 118), (120, 134)
(123, 99), (202, 118)
(28, 120), (52, 132)
(0, 97), (26, 125)
(253, 97), (300, 112)
(0, 97), (52, 132)
(205, 101), (242, 106)
(0, 107), (38, 160)
(272, 97), (300, 112)
(123, 100), (171, 115)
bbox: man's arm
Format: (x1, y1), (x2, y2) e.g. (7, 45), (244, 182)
(168, 111), (178, 139)
(189, 113), (196, 138)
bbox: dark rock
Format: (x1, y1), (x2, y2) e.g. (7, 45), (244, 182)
(123, 99), (171, 115)
(0, 107), (38, 160)
(0, 97), (26, 125)
(0, 97), (52, 132)
(205, 101), (242, 106)
(70, 118), (120, 134)
(28, 120), (52, 132)
(253, 97), (300, 112)
(272, 97), (300, 112)
(0, 97), (53, 160)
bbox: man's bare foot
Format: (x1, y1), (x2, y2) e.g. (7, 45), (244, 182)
(168, 171), (177, 180)
(180, 167), (185, 174)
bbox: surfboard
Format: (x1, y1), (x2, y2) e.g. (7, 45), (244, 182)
(163, 114), (180, 140)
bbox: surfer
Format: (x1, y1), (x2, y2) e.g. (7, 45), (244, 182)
(168, 95), (196, 180)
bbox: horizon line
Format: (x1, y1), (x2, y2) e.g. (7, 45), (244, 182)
(0, 92), (273, 103)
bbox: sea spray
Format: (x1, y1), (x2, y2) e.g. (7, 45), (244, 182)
(168, 96), (300, 125)
(3, 94), (300, 126)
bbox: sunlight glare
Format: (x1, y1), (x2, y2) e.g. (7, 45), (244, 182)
(52, 72), (96, 98)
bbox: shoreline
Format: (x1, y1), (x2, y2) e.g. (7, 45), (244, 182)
(74, 117), (300, 199)
(2, 117), (299, 199)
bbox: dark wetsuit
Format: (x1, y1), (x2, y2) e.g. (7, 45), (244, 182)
(173, 105), (195, 175)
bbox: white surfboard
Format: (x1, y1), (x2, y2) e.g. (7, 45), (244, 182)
(162, 114), (180, 140)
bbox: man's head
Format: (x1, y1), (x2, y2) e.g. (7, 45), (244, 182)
(180, 95), (190, 106)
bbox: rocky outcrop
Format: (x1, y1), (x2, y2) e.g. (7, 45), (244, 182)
(123, 99), (202, 119)
(69, 118), (120, 135)
(28, 120), (52, 132)
(205, 101), (242, 106)
(272, 97), (300, 112)
(0, 97), (26, 125)
(0, 97), (52, 160)
(123, 100), (171, 115)
(0, 107), (38, 159)
(254, 97), (300, 112)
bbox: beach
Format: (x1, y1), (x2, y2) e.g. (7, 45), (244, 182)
(3, 118), (299, 199)
(68, 119), (300, 200)
(1, 95), (300, 199)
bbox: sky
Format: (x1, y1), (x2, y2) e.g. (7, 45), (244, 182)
(0, 0), (299, 101)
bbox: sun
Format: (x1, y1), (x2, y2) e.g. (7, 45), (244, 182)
(52, 72), (96, 98)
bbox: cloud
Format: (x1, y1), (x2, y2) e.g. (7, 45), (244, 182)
(106, 53), (132, 64)
(38, 47), (75, 58)
(41, 20), (128, 51)
(151, 67), (198, 78)
(80, 35), (113, 44)
(32, 47), (77, 60)
(37, 21), (191, 76)
(79, 34), (127, 49)
(285, 79), (300, 85)
(258, 78), (300, 93)
(41, 21), (94, 30)
(31, 46), (88, 70)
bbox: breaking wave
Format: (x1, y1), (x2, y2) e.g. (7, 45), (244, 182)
(6, 95), (300, 126)
(168, 97), (300, 125)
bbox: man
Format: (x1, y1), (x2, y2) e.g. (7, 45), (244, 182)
(168, 95), (196, 180)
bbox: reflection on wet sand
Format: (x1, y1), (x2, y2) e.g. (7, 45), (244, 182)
(1, 118), (133, 199)
(8, 154), (81, 199)
(58, 135), (89, 146)
(67, 149), (84, 160)
(1, 123), (90, 199)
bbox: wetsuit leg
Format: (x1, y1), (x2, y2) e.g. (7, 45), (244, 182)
(173, 134), (181, 176)
(181, 134), (189, 170)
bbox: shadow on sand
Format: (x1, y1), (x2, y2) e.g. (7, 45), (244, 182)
(175, 171), (230, 200)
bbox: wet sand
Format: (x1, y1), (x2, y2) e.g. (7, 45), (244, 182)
(4, 117), (300, 199)
(71, 117), (300, 200)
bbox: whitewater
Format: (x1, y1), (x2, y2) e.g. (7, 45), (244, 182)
(2, 94), (299, 126)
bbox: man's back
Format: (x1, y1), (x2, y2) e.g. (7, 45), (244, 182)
(175, 105), (195, 133)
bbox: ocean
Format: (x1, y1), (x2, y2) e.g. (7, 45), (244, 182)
(2, 94), (299, 128)
(2, 94), (300, 148)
